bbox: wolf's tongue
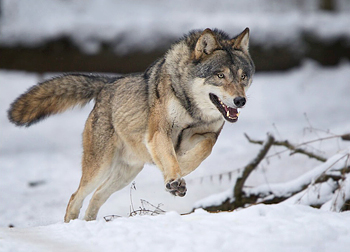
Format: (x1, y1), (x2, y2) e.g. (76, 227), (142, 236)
(225, 106), (238, 118)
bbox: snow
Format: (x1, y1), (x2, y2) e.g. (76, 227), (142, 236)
(1, 0), (350, 53)
(1, 205), (350, 252)
(1, 61), (350, 251)
(254, 148), (350, 199)
(322, 174), (350, 212)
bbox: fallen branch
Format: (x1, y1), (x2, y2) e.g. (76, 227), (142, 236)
(199, 132), (350, 213)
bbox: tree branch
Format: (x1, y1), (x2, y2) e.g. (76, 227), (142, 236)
(234, 134), (275, 203)
(244, 133), (327, 162)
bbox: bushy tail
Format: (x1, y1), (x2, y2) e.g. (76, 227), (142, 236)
(8, 73), (117, 127)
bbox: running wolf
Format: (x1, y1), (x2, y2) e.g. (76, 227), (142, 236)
(8, 28), (255, 222)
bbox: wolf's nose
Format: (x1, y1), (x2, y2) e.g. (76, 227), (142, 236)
(234, 97), (246, 108)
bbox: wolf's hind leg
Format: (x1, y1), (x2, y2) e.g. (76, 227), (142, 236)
(64, 149), (116, 222)
(65, 109), (117, 222)
(64, 172), (107, 223)
(84, 162), (143, 221)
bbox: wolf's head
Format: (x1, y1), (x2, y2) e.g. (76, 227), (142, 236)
(186, 28), (255, 123)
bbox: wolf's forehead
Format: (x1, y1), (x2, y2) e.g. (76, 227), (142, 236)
(229, 51), (255, 77)
(194, 49), (253, 78)
(193, 52), (231, 78)
(205, 51), (232, 69)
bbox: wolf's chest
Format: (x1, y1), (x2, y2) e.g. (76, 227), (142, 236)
(167, 97), (193, 127)
(166, 98), (192, 145)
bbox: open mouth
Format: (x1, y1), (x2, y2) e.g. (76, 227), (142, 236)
(209, 93), (240, 123)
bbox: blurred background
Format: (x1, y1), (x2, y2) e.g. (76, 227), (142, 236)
(1, 0), (350, 227)
(1, 0), (350, 73)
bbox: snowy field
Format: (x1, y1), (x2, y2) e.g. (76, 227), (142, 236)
(1, 61), (350, 251)
(2, 205), (350, 252)
(1, 0), (350, 250)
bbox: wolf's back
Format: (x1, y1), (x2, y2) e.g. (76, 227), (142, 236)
(8, 74), (116, 127)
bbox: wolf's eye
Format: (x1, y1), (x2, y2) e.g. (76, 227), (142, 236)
(217, 73), (225, 79)
(241, 73), (247, 80)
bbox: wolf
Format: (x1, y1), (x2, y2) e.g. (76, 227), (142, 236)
(8, 28), (255, 222)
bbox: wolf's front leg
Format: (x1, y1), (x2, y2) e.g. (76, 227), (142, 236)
(176, 132), (218, 176)
(147, 128), (187, 196)
(166, 132), (218, 197)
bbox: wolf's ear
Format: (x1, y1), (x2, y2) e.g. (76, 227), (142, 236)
(232, 28), (250, 53)
(194, 28), (220, 60)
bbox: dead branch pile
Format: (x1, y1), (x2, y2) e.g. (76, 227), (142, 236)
(201, 132), (350, 212)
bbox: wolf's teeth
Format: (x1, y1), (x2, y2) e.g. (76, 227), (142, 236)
(226, 110), (230, 117)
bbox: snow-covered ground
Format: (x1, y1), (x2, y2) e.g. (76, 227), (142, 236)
(2, 205), (350, 252)
(1, 61), (350, 251)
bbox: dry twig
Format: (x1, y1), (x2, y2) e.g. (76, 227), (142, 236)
(104, 182), (165, 222)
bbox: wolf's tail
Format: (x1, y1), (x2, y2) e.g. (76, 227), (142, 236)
(8, 74), (117, 127)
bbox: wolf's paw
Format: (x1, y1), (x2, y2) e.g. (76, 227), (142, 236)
(166, 178), (187, 197)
